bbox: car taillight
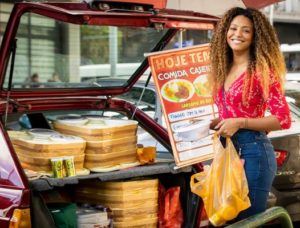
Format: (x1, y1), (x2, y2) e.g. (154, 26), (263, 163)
(275, 149), (288, 167)
(9, 208), (31, 228)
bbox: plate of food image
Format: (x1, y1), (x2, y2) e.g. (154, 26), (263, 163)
(161, 79), (195, 103)
(193, 75), (211, 97)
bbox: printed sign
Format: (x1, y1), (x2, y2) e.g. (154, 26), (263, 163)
(148, 44), (216, 168)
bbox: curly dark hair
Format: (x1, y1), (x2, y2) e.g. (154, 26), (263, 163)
(209, 7), (286, 103)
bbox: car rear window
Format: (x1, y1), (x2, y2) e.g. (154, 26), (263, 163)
(3, 12), (211, 90)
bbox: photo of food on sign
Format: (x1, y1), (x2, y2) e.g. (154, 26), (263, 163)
(193, 75), (211, 97)
(161, 79), (194, 103)
(172, 118), (210, 142)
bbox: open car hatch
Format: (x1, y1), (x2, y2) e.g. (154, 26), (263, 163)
(0, 0), (218, 102)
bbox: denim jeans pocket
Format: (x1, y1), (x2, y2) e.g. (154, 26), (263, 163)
(240, 142), (261, 173)
(263, 142), (277, 174)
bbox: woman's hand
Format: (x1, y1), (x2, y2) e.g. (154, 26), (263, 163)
(215, 118), (244, 137)
(210, 118), (220, 130)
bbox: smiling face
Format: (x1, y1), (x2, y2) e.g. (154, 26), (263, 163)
(226, 15), (254, 54)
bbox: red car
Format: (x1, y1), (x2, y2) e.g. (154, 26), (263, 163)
(0, 1), (218, 227)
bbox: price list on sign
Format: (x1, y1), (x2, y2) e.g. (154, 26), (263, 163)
(148, 44), (217, 168)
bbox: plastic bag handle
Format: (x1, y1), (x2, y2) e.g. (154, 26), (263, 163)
(213, 132), (233, 150)
(190, 172), (206, 197)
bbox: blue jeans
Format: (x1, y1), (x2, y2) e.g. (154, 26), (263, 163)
(221, 129), (277, 220)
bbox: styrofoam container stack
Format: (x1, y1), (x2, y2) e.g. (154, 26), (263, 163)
(75, 178), (159, 228)
(8, 129), (86, 174)
(53, 116), (139, 171)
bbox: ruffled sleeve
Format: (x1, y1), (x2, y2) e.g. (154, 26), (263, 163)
(266, 80), (291, 129)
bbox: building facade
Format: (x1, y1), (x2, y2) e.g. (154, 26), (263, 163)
(2, 0), (300, 44)
(263, 0), (300, 43)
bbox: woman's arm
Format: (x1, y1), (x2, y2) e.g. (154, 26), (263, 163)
(215, 115), (281, 137)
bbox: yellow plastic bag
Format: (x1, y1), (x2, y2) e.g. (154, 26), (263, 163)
(190, 135), (251, 227)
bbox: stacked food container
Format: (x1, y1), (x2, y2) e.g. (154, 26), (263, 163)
(75, 178), (159, 227)
(8, 129), (86, 175)
(53, 115), (139, 171)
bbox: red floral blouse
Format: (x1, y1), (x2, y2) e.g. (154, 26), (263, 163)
(214, 72), (291, 129)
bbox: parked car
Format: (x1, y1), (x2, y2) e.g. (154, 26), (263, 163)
(268, 81), (300, 222)
(0, 1), (218, 227)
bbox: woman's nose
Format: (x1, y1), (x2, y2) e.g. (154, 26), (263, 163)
(235, 28), (243, 37)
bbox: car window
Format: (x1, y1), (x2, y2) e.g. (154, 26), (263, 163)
(3, 12), (211, 90)
(118, 86), (155, 112)
(285, 82), (300, 121)
(3, 12), (167, 88)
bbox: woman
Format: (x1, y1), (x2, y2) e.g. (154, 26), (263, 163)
(209, 7), (291, 220)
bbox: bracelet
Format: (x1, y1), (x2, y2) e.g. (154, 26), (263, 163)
(244, 118), (248, 129)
